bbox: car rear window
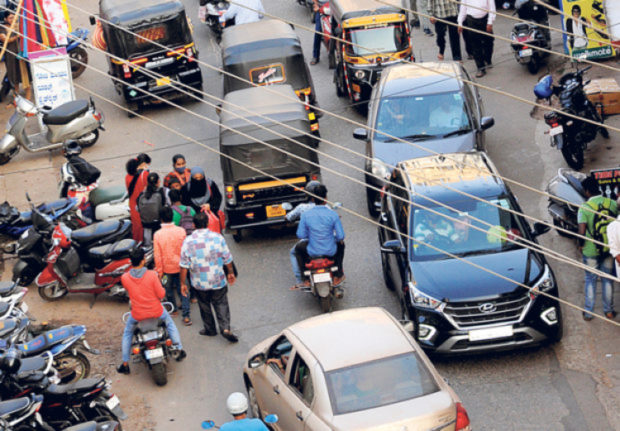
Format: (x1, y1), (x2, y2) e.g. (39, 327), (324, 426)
(325, 352), (439, 415)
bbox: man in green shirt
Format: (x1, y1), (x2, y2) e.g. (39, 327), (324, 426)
(168, 189), (196, 229)
(577, 177), (617, 321)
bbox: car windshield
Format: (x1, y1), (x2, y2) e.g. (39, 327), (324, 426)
(325, 353), (439, 415)
(411, 197), (525, 260)
(374, 92), (471, 142)
(347, 23), (408, 56)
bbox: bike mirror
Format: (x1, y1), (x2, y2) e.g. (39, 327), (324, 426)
(201, 420), (216, 429)
(25, 193), (31, 203)
(264, 414), (279, 424)
(282, 202), (293, 211)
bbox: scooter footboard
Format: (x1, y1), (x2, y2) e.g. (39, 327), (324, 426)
(0, 132), (18, 155)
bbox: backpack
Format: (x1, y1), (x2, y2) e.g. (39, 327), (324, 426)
(586, 199), (616, 255)
(173, 205), (195, 235)
(137, 190), (163, 225)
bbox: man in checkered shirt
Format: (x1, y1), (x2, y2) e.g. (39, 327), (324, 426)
(180, 212), (239, 342)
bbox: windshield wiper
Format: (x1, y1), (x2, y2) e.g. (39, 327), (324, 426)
(386, 134), (436, 142)
(458, 249), (494, 257)
(442, 128), (471, 138)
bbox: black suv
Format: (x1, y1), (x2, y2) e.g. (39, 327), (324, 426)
(378, 152), (563, 355)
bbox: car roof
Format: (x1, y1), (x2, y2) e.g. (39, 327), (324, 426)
(287, 307), (414, 371)
(221, 19), (300, 50)
(397, 152), (506, 201)
(100, 0), (184, 26)
(380, 62), (464, 98)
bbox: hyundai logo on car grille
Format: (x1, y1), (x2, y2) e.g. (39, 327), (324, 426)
(478, 303), (497, 313)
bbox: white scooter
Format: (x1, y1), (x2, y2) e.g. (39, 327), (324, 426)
(0, 94), (104, 165)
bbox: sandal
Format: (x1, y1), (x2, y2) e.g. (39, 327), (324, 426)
(310, 58), (319, 65)
(437, 53), (444, 61)
(183, 317), (192, 326)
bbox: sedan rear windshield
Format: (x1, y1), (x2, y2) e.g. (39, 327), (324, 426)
(325, 352), (439, 415)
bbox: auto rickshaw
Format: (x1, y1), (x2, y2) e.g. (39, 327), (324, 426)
(94, 0), (203, 116)
(219, 85), (321, 242)
(220, 19), (320, 141)
(330, 0), (412, 112)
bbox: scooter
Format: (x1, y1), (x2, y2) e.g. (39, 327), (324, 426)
(0, 95), (104, 165)
(201, 414), (278, 429)
(0, 394), (49, 431)
(66, 28), (90, 79)
(510, 0), (550, 74)
(546, 168), (586, 236)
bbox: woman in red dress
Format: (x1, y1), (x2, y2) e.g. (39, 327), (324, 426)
(125, 154), (150, 242)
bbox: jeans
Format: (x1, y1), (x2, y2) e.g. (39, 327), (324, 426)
(434, 15), (461, 60)
(121, 309), (183, 363)
(291, 243), (303, 283)
(313, 11), (322, 60)
(193, 286), (231, 334)
(163, 273), (190, 318)
(582, 255), (615, 315)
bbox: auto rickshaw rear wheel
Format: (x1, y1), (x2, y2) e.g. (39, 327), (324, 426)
(335, 68), (345, 98)
(232, 230), (242, 243)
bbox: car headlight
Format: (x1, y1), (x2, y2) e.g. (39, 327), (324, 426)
(409, 282), (445, 310)
(530, 265), (554, 298)
(371, 158), (391, 180)
(354, 70), (366, 80)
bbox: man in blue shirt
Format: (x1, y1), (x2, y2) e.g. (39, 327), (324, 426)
(294, 183), (346, 286)
(220, 392), (268, 431)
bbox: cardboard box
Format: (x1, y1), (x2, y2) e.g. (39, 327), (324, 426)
(584, 78), (620, 116)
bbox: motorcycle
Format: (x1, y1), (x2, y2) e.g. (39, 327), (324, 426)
(534, 65), (609, 170)
(0, 95), (104, 165)
(201, 414), (278, 429)
(66, 28), (90, 79)
(123, 303), (179, 386)
(510, 0), (550, 74)
(200, 1), (232, 40)
(0, 394), (49, 431)
(0, 286), (28, 320)
(546, 168), (586, 236)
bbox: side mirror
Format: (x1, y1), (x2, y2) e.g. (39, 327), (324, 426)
(380, 239), (406, 254)
(264, 414), (279, 424)
(89, 15), (96, 26)
(400, 320), (414, 332)
(201, 421), (216, 429)
(282, 202), (293, 211)
(248, 353), (265, 369)
(480, 116), (494, 130)
(532, 222), (550, 237)
(353, 128), (368, 141)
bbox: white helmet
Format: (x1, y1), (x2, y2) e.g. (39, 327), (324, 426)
(226, 392), (248, 416)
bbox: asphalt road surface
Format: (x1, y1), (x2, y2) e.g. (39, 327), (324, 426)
(0, 0), (618, 430)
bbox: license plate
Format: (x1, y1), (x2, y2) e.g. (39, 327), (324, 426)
(519, 48), (533, 57)
(106, 395), (120, 410)
(144, 347), (164, 360)
(468, 325), (513, 341)
(312, 272), (332, 283)
(156, 76), (171, 87)
(549, 125), (563, 136)
(266, 204), (286, 218)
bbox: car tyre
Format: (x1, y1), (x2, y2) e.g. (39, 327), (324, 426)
(246, 381), (262, 419)
(380, 251), (395, 291)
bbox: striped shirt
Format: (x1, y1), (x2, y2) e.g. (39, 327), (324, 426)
(428, 0), (459, 19)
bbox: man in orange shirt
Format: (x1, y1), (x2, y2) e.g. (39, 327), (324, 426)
(117, 248), (186, 374)
(154, 207), (191, 326)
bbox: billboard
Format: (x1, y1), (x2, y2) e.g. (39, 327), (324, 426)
(561, 0), (615, 60)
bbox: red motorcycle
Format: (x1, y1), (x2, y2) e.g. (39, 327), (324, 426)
(35, 220), (147, 302)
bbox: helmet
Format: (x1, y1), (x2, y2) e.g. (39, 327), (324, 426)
(226, 392), (248, 416)
(62, 141), (82, 158)
(534, 75), (553, 99)
(305, 180), (321, 195)
(0, 349), (21, 374)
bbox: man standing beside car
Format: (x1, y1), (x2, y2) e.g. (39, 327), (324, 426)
(428, 0), (461, 61)
(457, 0), (495, 77)
(577, 177), (617, 321)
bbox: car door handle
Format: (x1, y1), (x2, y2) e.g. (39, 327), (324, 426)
(296, 410), (304, 421)
(273, 385), (280, 394)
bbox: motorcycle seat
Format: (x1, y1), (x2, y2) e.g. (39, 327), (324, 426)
(46, 376), (105, 395)
(137, 318), (162, 332)
(0, 281), (17, 296)
(305, 257), (335, 269)
(17, 199), (74, 226)
(42, 100), (89, 125)
(89, 185), (127, 207)
(88, 238), (136, 261)
(0, 397), (30, 417)
(71, 220), (126, 246)
(0, 317), (18, 337)
(17, 354), (47, 374)
(566, 175), (585, 196)
(0, 302), (9, 315)
(17, 325), (76, 356)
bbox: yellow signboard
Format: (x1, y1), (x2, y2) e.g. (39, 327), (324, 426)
(561, 0), (615, 60)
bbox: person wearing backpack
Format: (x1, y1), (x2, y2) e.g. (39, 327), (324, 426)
(125, 154), (150, 242)
(138, 172), (166, 247)
(169, 189), (196, 234)
(577, 177), (617, 321)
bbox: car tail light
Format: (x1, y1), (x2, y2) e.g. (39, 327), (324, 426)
(456, 403), (471, 431)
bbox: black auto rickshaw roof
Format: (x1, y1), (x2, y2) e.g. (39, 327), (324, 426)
(220, 85), (309, 146)
(221, 19), (301, 66)
(99, 0), (185, 27)
(331, 0), (405, 22)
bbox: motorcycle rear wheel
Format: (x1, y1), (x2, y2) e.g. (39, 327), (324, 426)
(560, 144), (584, 170)
(55, 351), (91, 384)
(527, 58), (539, 74)
(38, 282), (69, 301)
(318, 288), (332, 313)
(151, 362), (168, 386)
(69, 46), (88, 79)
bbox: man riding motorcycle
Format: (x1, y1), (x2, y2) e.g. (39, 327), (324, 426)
(292, 182), (345, 289)
(219, 392), (268, 430)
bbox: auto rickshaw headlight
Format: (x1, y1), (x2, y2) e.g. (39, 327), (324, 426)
(354, 70), (366, 80)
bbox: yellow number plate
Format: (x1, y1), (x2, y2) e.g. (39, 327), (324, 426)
(266, 204), (286, 218)
(156, 76), (171, 87)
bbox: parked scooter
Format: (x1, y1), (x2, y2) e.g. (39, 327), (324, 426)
(0, 394), (49, 431)
(510, 0), (550, 74)
(66, 28), (90, 79)
(546, 168), (586, 235)
(200, 0), (232, 40)
(534, 65), (609, 170)
(0, 95), (104, 165)
(123, 303), (179, 386)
